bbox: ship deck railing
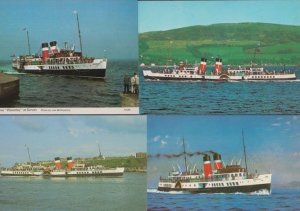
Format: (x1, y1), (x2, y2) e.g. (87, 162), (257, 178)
(159, 175), (253, 183)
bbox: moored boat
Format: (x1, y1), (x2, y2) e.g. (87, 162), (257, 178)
(0, 145), (44, 176)
(0, 164), (45, 176)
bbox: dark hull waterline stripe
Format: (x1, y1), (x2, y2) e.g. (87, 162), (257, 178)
(47, 173), (124, 177)
(158, 183), (271, 193)
(144, 76), (296, 81)
(16, 69), (106, 78)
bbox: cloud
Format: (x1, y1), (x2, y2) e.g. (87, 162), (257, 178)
(272, 123), (281, 127)
(285, 121), (291, 125)
(153, 135), (161, 142)
(292, 152), (300, 157)
(161, 140), (167, 146)
(67, 127), (103, 138)
(72, 116), (146, 134)
(151, 135), (169, 148)
(12, 117), (46, 132)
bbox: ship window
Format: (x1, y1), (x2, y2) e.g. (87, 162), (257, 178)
(236, 182), (238, 185)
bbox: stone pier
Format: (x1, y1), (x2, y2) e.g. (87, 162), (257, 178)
(0, 73), (19, 100)
(120, 93), (139, 107)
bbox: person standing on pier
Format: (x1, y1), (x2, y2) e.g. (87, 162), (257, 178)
(123, 74), (130, 93)
(130, 73), (136, 93)
(134, 73), (139, 94)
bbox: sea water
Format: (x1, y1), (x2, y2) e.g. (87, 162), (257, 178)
(0, 60), (137, 107)
(140, 67), (300, 114)
(0, 173), (146, 211)
(147, 188), (300, 210)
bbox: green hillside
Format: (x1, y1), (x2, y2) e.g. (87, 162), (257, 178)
(139, 23), (300, 65)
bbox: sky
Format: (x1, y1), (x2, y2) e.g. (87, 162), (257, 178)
(147, 115), (300, 187)
(0, 0), (138, 60)
(0, 116), (146, 167)
(139, 0), (300, 33)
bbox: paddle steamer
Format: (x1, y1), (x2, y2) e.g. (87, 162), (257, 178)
(157, 135), (272, 193)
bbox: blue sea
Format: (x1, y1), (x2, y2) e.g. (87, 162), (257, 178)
(140, 66), (300, 114)
(0, 173), (146, 211)
(0, 60), (137, 107)
(147, 188), (300, 210)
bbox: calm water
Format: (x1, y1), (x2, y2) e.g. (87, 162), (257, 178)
(147, 188), (300, 210)
(0, 173), (146, 211)
(140, 67), (300, 114)
(0, 60), (137, 107)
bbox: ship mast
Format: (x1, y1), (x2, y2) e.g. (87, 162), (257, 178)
(242, 129), (248, 174)
(23, 28), (31, 55)
(182, 138), (188, 173)
(74, 10), (83, 56)
(97, 142), (102, 158)
(25, 144), (32, 167)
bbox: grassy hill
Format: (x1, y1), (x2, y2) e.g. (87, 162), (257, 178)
(139, 23), (300, 65)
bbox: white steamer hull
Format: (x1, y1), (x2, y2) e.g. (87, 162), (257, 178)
(143, 70), (296, 81)
(158, 174), (271, 193)
(21, 59), (107, 78)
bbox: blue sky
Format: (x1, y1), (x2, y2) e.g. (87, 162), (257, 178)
(0, 116), (146, 167)
(147, 115), (300, 187)
(139, 1), (300, 32)
(0, 0), (138, 60)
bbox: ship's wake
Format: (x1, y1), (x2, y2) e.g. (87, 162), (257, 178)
(2, 71), (26, 75)
(249, 189), (271, 195)
(147, 189), (185, 194)
(147, 188), (271, 195)
(244, 79), (300, 83)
